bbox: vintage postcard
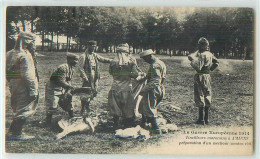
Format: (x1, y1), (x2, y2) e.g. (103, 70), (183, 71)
(3, 5), (255, 156)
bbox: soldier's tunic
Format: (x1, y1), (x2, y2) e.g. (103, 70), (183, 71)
(6, 49), (39, 119)
(78, 52), (111, 100)
(189, 51), (219, 108)
(45, 63), (74, 113)
(139, 57), (166, 118)
(108, 55), (139, 118)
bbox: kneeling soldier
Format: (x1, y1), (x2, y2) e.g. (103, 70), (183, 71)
(45, 53), (79, 125)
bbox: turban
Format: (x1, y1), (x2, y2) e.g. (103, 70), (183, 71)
(116, 43), (129, 53)
(139, 49), (154, 58)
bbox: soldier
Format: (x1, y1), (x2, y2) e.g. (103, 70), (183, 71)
(138, 49), (166, 134)
(6, 32), (39, 140)
(45, 53), (79, 125)
(78, 40), (112, 116)
(108, 43), (139, 129)
(188, 37), (219, 125)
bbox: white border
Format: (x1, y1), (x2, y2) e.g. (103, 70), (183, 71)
(0, 0), (259, 159)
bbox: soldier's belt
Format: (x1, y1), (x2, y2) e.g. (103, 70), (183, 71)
(71, 87), (92, 95)
(196, 71), (210, 74)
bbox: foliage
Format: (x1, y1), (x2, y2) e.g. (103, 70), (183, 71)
(6, 7), (254, 59)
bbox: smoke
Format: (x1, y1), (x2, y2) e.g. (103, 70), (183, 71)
(180, 57), (192, 67)
(216, 59), (234, 73)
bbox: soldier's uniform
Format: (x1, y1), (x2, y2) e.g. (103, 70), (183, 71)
(188, 37), (219, 125)
(6, 32), (39, 139)
(78, 41), (112, 116)
(108, 43), (139, 128)
(45, 53), (79, 124)
(139, 58), (166, 118)
(138, 49), (166, 133)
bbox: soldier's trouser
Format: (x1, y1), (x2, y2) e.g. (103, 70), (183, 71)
(108, 90), (135, 119)
(9, 95), (39, 137)
(139, 86), (164, 118)
(194, 74), (212, 108)
(80, 80), (97, 116)
(45, 82), (74, 122)
(194, 74), (212, 124)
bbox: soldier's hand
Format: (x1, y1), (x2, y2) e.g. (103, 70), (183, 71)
(83, 77), (89, 83)
(69, 86), (75, 93)
(188, 55), (193, 61)
(29, 94), (37, 101)
(92, 88), (98, 97)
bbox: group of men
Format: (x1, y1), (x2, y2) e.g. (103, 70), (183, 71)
(6, 31), (219, 140)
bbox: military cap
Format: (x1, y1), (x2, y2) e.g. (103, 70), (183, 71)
(18, 32), (36, 40)
(198, 37), (209, 47)
(67, 52), (79, 60)
(139, 49), (154, 58)
(87, 40), (97, 45)
(116, 43), (129, 53)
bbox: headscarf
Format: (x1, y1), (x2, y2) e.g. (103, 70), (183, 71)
(116, 43), (130, 66)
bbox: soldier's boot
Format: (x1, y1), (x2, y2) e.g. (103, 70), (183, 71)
(204, 107), (210, 125)
(140, 114), (147, 128)
(150, 117), (161, 135)
(196, 107), (205, 125)
(68, 110), (74, 118)
(7, 118), (35, 140)
(113, 116), (119, 130)
(45, 113), (53, 125)
(123, 117), (136, 129)
(81, 101), (90, 117)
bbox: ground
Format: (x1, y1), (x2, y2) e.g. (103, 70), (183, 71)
(5, 52), (254, 154)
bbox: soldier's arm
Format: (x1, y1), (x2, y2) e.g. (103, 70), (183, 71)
(55, 66), (73, 89)
(129, 59), (140, 78)
(96, 53), (113, 63)
(19, 55), (37, 96)
(77, 55), (89, 81)
(140, 65), (161, 93)
(210, 55), (219, 71)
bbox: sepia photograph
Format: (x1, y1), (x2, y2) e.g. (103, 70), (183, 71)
(3, 5), (256, 156)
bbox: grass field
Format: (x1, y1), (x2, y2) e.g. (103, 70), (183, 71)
(5, 52), (254, 154)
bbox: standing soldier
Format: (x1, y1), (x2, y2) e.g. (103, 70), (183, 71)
(138, 49), (166, 134)
(6, 32), (39, 140)
(108, 43), (139, 129)
(45, 53), (79, 125)
(188, 37), (219, 125)
(78, 40), (112, 116)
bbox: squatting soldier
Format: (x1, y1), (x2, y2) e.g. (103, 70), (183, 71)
(108, 43), (139, 129)
(45, 53), (79, 124)
(188, 37), (219, 125)
(6, 32), (39, 140)
(139, 49), (166, 134)
(78, 40), (112, 116)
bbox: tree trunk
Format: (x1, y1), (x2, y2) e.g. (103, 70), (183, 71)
(66, 36), (69, 52)
(41, 31), (44, 51)
(21, 20), (26, 31)
(31, 20), (34, 32)
(79, 38), (82, 52)
(50, 31), (53, 52)
(57, 32), (59, 51)
(68, 38), (71, 51)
